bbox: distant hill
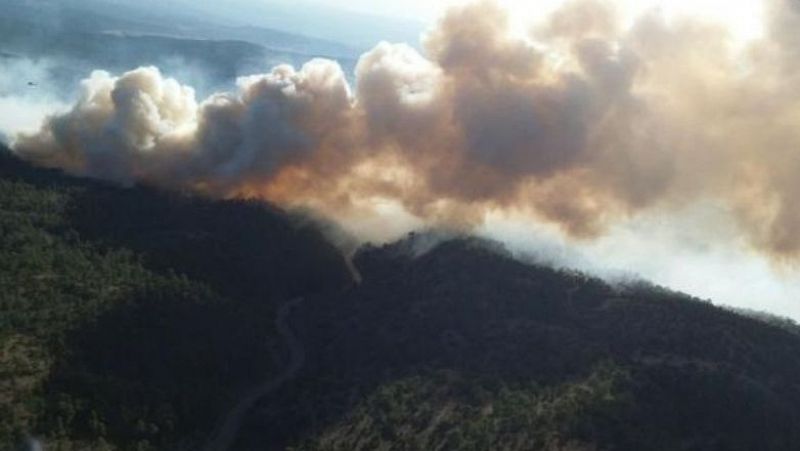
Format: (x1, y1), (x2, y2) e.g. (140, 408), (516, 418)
(0, 0), (359, 96)
(3, 146), (800, 450)
(40, 0), (422, 53)
(0, 0), (358, 58)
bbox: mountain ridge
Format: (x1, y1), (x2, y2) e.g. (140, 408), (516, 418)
(3, 147), (800, 450)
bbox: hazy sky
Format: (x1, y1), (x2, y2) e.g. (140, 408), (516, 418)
(318, 0), (765, 44)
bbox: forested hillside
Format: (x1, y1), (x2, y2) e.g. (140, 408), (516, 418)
(0, 146), (351, 450)
(4, 145), (800, 450)
(238, 240), (800, 450)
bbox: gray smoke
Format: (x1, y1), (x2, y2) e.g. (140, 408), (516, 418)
(12, 0), (800, 264)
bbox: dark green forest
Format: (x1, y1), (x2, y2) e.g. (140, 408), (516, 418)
(0, 146), (351, 450)
(3, 145), (800, 450)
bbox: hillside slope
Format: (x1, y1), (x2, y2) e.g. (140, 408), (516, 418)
(0, 147), (351, 450)
(4, 147), (800, 450)
(237, 238), (800, 451)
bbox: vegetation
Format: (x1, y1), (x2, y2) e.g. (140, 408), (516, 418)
(4, 146), (800, 450)
(0, 147), (350, 450)
(239, 238), (800, 450)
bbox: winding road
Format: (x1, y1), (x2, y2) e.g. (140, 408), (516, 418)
(203, 297), (306, 451)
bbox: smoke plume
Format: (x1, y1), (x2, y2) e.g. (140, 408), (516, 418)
(12, 0), (800, 261)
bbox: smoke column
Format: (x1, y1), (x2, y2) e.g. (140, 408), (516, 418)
(12, 0), (800, 263)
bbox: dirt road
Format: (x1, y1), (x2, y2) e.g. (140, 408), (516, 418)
(203, 297), (305, 451)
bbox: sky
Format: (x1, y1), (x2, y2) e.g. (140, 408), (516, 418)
(323, 0), (766, 44)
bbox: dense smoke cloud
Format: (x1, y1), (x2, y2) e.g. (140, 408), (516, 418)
(12, 0), (800, 261)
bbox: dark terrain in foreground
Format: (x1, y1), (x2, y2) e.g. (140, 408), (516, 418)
(2, 145), (800, 450)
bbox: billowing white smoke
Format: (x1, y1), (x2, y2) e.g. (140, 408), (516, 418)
(12, 0), (800, 263)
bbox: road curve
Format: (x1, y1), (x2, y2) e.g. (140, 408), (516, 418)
(203, 297), (306, 451)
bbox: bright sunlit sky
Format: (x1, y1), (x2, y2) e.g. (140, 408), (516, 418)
(324, 0), (765, 43)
